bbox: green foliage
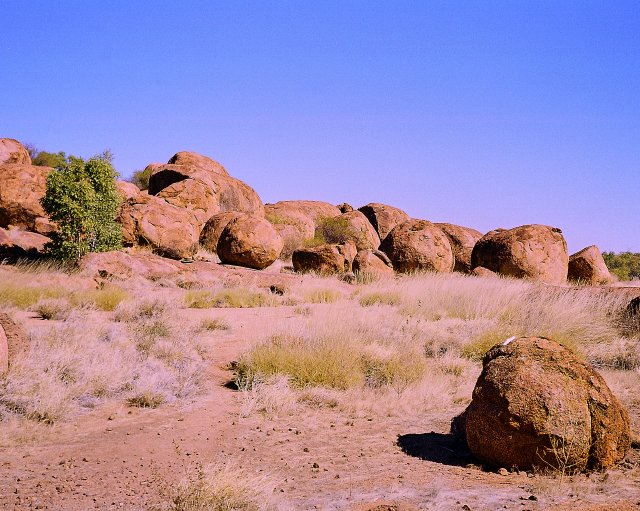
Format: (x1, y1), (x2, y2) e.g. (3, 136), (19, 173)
(41, 151), (122, 261)
(602, 251), (640, 281)
(24, 143), (74, 168)
(304, 216), (364, 247)
(130, 166), (152, 190)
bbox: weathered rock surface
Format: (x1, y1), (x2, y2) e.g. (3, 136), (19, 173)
(217, 215), (283, 270)
(0, 139), (31, 165)
(0, 312), (28, 373)
(80, 250), (184, 281)
(458, 336), (630, 471)
(352, 249), (394, 279)
(0, 163), (51, 230)
(147, 152), (263, 226)
(471, 266), (498, 278)
(34, 217), (56, 235)
(118, 194), (199, 259)
(379, 220), (454, 274)
(0, 228), (49, 261)
(199, 212), (245, 253)
(358, 203), (410, 241)
(435, 223), (483, 273)
(167, 151), (229, 176)
(471, 224), (568, 285)
(265, 201), (342, 256)
(116, 180), (140, 201)
(568, 245), (613, 285)
(292, 242), (356, 275)
(336, 211), (380, 251)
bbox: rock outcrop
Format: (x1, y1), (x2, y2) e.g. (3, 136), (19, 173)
(435, 223), (483, 274)
(335, 211), (380, 251)
(118, 194), (199, 259)
(292, 242), (356, 275)
(217, 215), (283, 270)
(358, 203), (410, 241)
(0, 163), (51, 230)
(568, 245), (613, 285)
(147, 151), (263, 226)
(457, 336), (630, 471)
(471, 224), (568, 285)
(0, 138), (31, 165)
(115, 180), (140, 201)
(199, 212), (245, 253)
(379, 219), (454, 274)
(0, 228), (49, 261)
(352, 249), (394, 279)
(265, 201), (342, 256)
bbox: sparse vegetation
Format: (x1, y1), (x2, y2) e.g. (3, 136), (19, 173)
(185, 289), (278, 308)
(199, 317), (231, 331)
(130, 166), (152, 190)
(303, 215), (365, 248)
(603, 251), (640, 281)
(304, 288), (340, 304)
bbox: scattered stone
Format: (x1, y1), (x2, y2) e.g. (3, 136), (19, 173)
(471, 224), (568, 284)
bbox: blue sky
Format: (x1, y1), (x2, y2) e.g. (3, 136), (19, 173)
(2, 1), (638, 252)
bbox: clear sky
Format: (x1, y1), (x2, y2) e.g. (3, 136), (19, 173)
(2, 1), (638, 253)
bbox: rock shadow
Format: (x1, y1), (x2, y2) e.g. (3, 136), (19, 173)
(396, 431), (473, 467)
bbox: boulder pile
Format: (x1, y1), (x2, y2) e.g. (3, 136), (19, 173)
(0, 138), (618, 281)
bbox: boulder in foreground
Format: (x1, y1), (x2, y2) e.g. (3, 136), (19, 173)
(379, 219), (454, 274)
(352, 249), (394, 280)
(471, 224), (568, 285)
(568, 245), (613, 285)
(217, 215), (283, 270)
(457, 336), (630, 471)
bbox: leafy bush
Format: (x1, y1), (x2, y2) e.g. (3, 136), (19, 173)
(24, 143), (74, 168)
(602, 251), (640, 281)
(41, 151), (122, 261)
(130, 166), (152, 190)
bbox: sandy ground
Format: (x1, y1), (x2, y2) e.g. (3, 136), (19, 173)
(1, 263), (639, 511)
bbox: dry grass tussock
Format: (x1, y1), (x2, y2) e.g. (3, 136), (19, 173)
(234, 272), (638, 420)
(0, 267), (128, 312)
(156, 458), (282, 511)
(0, 298), (207, 426)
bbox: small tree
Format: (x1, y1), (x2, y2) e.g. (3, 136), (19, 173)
(41, 151), (122, 261)
(130, 166), (152, 190)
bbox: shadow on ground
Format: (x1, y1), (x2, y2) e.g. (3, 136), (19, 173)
(397, 432), (474, 467)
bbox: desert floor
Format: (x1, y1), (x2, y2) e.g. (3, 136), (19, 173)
(0, 256), (639, 511)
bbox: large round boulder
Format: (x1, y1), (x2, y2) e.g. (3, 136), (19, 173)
(379, 219), (454, 274)
(434, 223), (483, 274)
(265, 201), (342, 256)
(332, 211), (380, 251)
(458, 336), (630, 471)
(0, 139), (31, 165)
(568, 245), (613, 286)
(0, 163), (52, 230)
(292, 242), (356, 275)
(352, 249), (394, 279)
(358, 203), (410, 241)
(199, 211), (245, 253)
(217, 215), (283, 270)
(147, 151), (263, 227)
(118, 194), (200, 259)
(471, 224), (568, 284)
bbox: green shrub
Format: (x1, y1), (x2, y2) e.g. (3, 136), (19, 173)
(41, 151), (122, 261)
(603, 251), (640, 281)
(130, 166), (152, 190)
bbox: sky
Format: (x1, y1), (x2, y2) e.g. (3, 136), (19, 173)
(1, 1), (638, 253)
